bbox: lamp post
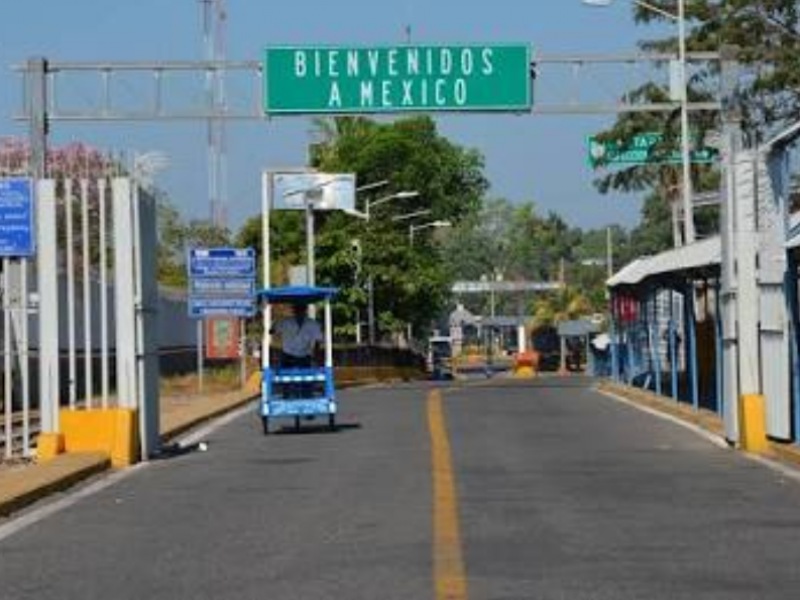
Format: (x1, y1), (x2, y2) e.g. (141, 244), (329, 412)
(405, 220), (452, 345)
(352, 187), (420, 345)
(480, 270), (504, 375)
(282, 175), (350, 288)
(583, 0), (695, 245)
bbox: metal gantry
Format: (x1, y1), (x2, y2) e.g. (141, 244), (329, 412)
(14, 52), (722, 125)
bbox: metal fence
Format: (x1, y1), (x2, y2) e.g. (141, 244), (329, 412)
(0, 150), (165, 461)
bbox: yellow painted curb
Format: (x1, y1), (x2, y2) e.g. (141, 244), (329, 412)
(739, 394), (768, 453)
(60, 408), (139, 468)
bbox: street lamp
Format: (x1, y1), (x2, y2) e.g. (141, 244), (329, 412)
(582, 0), (695, 245)
(367, 190), (420, 218)
(409, 220), (452, 244)
(348, 186), (420, 345)
(391, 209), (432, 223)
(346, 189), (420, 220)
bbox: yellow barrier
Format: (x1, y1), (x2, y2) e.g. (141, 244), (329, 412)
(513, 351), (539, 379)
(36, 433), (65, 461)
(53, 408), (140, 468)
(739, 394), (768, 453)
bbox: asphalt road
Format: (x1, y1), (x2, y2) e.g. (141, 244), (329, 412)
(2, 378), (800, 599)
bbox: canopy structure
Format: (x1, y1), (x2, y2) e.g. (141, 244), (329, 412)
(607, 237), (721, 289)
(257, 285), (338, 304)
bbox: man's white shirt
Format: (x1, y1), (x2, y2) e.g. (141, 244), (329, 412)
(274, 317), (323, 358)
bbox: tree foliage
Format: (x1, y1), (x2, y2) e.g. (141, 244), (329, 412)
(588, 0), (799, 252)
(241, 115), (488, 340)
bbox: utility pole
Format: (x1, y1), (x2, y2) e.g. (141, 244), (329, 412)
(677, 0), (695, 244)
(201, 0), (227, 226)
(606, 226), (614, 279)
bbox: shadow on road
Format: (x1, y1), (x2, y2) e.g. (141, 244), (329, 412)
(270, 422), (363, 436)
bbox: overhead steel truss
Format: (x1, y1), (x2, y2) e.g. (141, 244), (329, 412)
(14, 51), (721, 123)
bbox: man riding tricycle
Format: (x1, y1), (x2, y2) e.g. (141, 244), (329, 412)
(258, 286), (338, 434)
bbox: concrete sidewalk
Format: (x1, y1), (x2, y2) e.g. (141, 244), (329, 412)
(0, 386), (258, 518)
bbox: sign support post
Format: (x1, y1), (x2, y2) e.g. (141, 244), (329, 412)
(197, 320), (205, 394)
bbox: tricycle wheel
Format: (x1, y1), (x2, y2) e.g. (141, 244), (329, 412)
(261, 416), (269, 435)
(328, 414), (336, 432)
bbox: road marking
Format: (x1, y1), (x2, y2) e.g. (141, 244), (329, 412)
(427, 389), (468, 600)
(0, 402), (256, 544)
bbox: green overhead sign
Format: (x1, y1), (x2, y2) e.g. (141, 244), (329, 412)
(588, 133), (718, 167)
(263, 44), (532, 115)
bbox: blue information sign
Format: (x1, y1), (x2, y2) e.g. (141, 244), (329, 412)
(188, 247), (257, 319)
(188, 298), (256, 318)
(189, 248), (256, 277)
(0, 178), (34, 257)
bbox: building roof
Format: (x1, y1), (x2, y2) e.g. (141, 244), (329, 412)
(607, 236), (721, 288)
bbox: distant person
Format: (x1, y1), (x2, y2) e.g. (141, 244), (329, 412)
(271, 303), (323, 369)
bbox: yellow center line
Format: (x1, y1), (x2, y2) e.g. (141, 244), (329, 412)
(428, 389), (469, 600)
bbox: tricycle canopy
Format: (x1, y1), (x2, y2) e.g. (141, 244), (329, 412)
(257, 285), (338, 305)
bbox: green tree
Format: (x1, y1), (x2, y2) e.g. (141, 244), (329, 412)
(238, 115), (489, 341)
(588, 0), (800, 250)
(156, 196), (231, 288)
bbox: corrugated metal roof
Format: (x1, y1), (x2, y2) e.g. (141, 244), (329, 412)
(607, 236), (720, 288)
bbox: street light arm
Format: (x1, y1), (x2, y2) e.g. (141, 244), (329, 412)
(633, 0), (678, 22)
(391, 209), (431, 222)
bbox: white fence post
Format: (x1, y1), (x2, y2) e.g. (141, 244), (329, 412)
(37, 179), (60, 434)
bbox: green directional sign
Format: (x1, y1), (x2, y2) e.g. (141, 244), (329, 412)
(588, 132), (718, 167)
(263, 44), (532, 115)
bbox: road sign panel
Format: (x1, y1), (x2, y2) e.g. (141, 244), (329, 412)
(588, 133), (718, 167)
(190, 277), (256, 296)
(188, 247), (256, 319)
(189, 298), (256, 318)
(264, 44), (532, 114)
(189, 248), (256, 277)
(0, 178), (34, 257)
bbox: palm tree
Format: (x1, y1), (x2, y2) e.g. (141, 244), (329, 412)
(530, 286), (593, 329)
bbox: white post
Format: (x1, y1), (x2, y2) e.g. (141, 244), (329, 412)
(113, 178), (138, 409)
(80, 179), (93, 407)
(36, 179), (59, 431)
(261, 171), (271, 372)
(239, 318), (247, 388)
(20, 257), (29, 456)
(735, 154), (760, 396)
(197, 320), (205, 393)
(98, 178), (110, 407)
(517, 324), (527, 354)
(678, 0), (695, 244)
(3, 259), (11, 460)
(324, 299), (333, 368)
(65, 179), (77, 408)
(306, 201), (317, 319)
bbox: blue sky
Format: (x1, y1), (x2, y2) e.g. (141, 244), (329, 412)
(0, 0), (662, 230)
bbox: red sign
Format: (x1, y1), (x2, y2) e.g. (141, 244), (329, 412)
(613, 294), (639, 324)
(206, 318), (241, 359)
